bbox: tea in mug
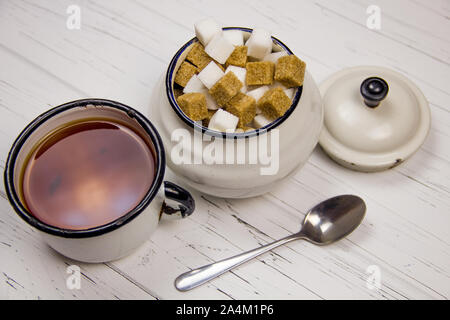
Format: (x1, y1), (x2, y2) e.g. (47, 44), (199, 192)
(21, 119), (156, 230)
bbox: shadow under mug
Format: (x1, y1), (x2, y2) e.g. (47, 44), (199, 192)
(3, 98), (195, 263)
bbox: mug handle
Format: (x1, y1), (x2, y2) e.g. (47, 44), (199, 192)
(161, 181), (195, 220)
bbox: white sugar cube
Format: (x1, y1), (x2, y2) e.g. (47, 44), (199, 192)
(194, 18), (222, 46)
(183, 74), (205, 93)
(263, 51), (288, 63)
(247, 86), (269, 102)
(199, 88), (219, 110)
(225, 66), (247, 92)
(198, 61), (225, 89)
(223, 30), (244, 46)
(246, 28), (272, 60)
(253, 114), (272, 128)
(284, 88), (295, 99)
(205, 33), (235, 64)
(208, 108), (239, 132)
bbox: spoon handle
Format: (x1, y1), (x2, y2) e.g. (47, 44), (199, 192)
(174, 234), (300, 291)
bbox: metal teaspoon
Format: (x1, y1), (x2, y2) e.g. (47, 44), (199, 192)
(175, 195), (366, 291)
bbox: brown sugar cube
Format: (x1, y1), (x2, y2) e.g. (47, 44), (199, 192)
(177, 93), (208, 121)
(225, 46), (248, 68)
(215, 62), (225, 71)
(186, 42), (213, 70)
(209, 72), (243, 107)
(202, 110), (217, 127)
(174, 61), (197, 87)
(225, 93), (256, 128)
(174, 87), (184, 99)
(246, 61), (275, 86)
(257, 87), (291, 119)
(274, 55), (306, 87)
(247, 56), (260, 63)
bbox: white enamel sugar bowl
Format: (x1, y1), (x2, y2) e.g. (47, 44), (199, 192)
(150, 27), (323, 198)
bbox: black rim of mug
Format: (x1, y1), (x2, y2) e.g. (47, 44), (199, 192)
(165, 27), (303, 139)
(3, 98), (166, 238)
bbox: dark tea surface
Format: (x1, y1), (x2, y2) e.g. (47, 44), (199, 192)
(22, 120), (156, 230)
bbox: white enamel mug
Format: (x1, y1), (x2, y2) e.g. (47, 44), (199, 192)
(4, 99), (195, 263)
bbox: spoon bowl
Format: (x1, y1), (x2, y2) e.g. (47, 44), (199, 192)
(299, 195), (366, 245)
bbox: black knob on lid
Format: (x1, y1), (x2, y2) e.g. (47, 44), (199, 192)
(360, 77), (389, 108)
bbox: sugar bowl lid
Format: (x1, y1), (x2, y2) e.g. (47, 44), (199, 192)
(319, 66), (431, 172)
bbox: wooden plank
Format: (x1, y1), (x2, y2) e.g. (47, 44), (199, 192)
(0, 0), (448, 299)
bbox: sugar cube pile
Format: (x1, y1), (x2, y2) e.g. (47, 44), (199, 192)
(173, 18), (306, 133)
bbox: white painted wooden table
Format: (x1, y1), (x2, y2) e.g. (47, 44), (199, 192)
(0, 0), (449, 300)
